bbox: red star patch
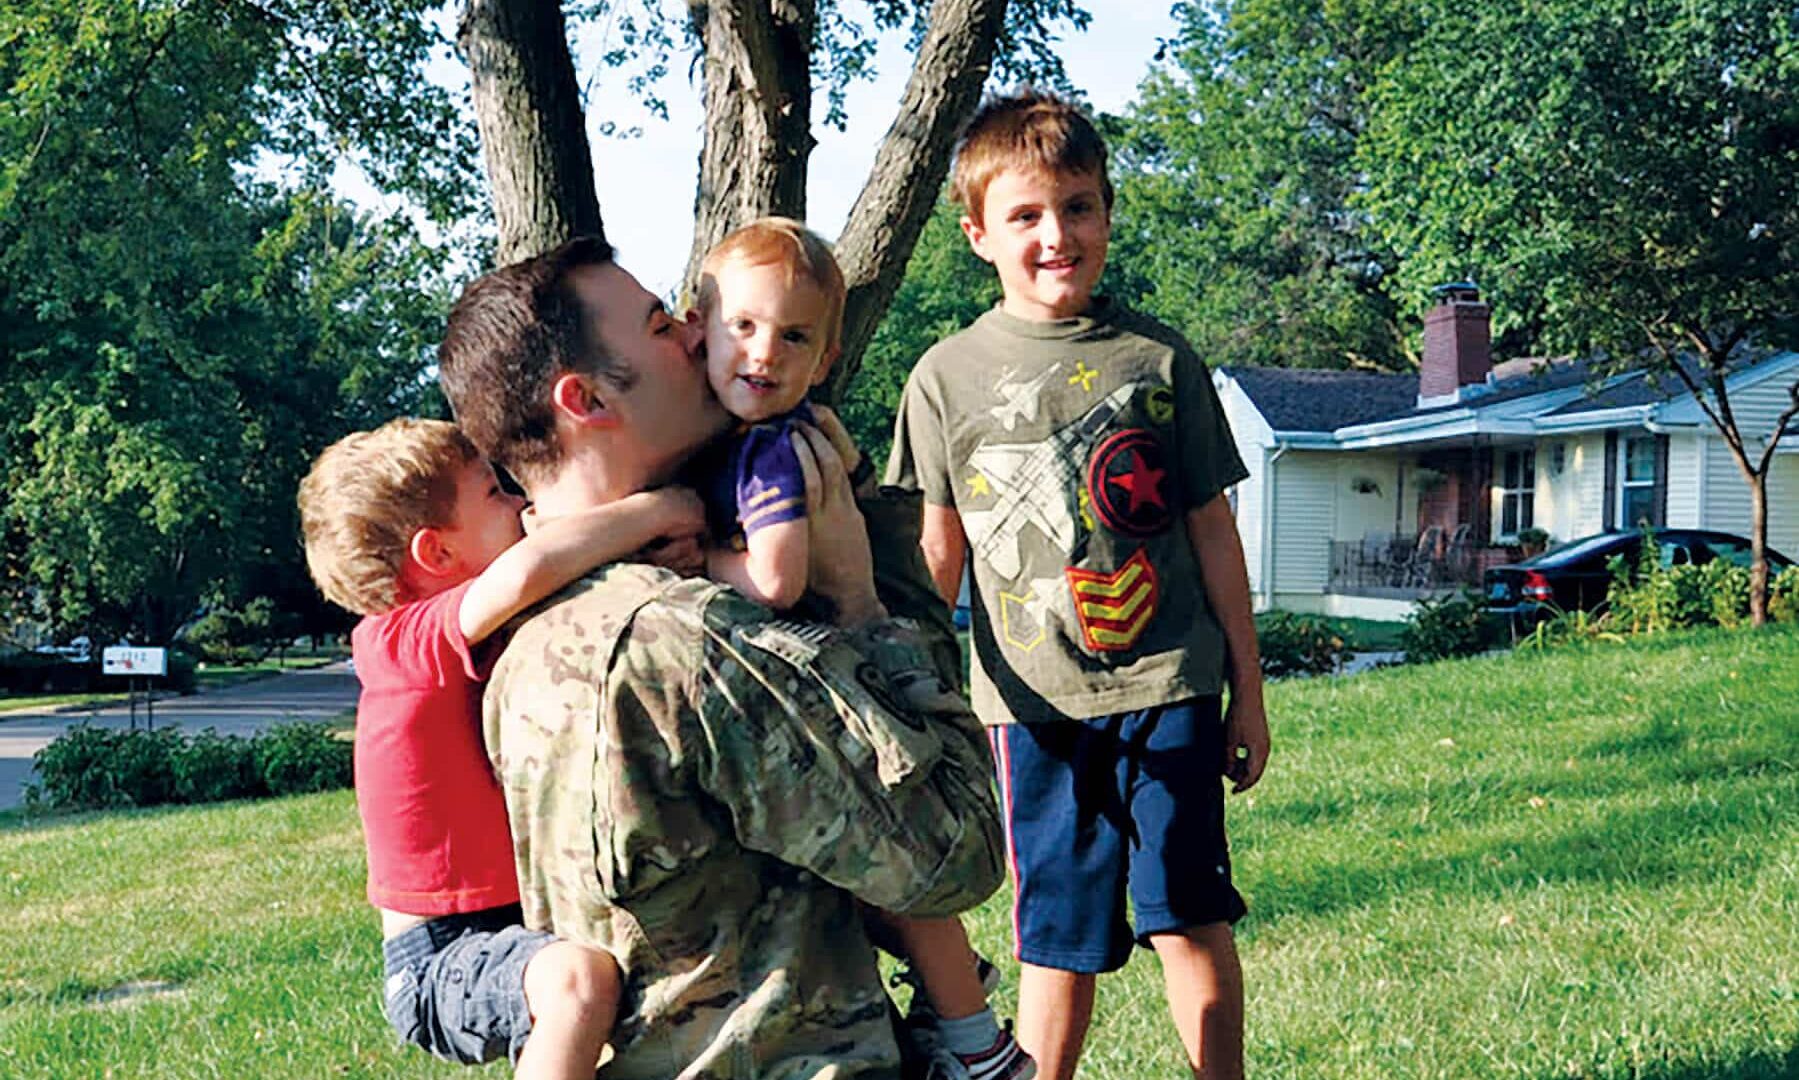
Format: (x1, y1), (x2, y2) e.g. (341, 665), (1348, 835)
(1086, 429), (1174, 537)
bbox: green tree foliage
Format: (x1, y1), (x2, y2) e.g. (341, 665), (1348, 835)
(1105, 0), (1420, 372)
(840, 198), (999, 464)
(0, 0), (466, 643)
(1358, 0), (1797, 357)
(1355, 0), (1799, 622)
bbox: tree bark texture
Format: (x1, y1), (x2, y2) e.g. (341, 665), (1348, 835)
(682, 0), (817, 302)
(460, 0), (603, 264)
(823, 0), (1008, 404)
(1749, 476), (1769, 626)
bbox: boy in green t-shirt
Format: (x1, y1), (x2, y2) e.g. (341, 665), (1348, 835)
(885, 90), (1270, 1080)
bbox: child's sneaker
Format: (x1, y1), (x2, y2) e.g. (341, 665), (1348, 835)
(932, 1024), (1036, 1080)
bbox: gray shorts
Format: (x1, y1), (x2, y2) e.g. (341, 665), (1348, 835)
(380, 904), (554, 1066)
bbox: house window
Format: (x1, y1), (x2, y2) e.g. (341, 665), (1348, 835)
(1619, 436), (1657, 528)
(1498, 448), (1535, 537)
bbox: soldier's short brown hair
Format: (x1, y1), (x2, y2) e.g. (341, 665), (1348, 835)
(950, 90), (1115, 226)
(298, 418), (478, 616)
(438, 236), (624, 481)
(697, 217), (846, 351)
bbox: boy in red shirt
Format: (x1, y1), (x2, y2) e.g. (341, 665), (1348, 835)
(299, 417), (703, 1077)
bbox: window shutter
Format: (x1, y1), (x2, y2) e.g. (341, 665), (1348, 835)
(1603, 431), (1619, 530)
(1651, 434), (1670, 527)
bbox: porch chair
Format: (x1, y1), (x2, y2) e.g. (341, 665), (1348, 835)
(1402, 525), (1444, 587)
(1445, 524), (1474, 580)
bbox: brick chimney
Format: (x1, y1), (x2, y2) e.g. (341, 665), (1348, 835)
(1419, 282), (1492, 404)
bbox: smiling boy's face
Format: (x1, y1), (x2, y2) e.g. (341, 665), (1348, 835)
(701, 257), (838, 424)
(963, 165), (1111, 322)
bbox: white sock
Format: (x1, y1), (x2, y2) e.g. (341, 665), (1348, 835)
(938, 1008), (1001, 1057)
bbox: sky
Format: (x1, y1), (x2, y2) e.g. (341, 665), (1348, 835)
(346, 3), (1183, 297)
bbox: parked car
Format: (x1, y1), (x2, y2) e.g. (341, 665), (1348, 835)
(1484, 529), (1793, 625)
(31, 635), (92, 664)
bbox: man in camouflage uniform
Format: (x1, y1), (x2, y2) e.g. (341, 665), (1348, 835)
(438, 236), (1003, 1078)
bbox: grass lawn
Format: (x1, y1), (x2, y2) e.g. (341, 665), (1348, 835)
(2, 627), (1796, 1078)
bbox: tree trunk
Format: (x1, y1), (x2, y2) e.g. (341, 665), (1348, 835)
(459, 0), (603, 264)
(823, 0), (1009, 404)
(1749, 472), (1769, 627)
(682, 0), (816, 303)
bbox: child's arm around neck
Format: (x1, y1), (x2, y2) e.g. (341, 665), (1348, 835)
(709, 519), (809, 610)
(459, 488), (704, 644)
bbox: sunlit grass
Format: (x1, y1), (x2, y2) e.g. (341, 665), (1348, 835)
(2, 626), (1795, 1078)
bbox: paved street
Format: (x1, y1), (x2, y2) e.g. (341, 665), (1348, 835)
(0, 662), (360, 811)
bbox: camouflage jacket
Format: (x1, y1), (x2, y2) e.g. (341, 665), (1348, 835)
(485, 495), (1001, 1079)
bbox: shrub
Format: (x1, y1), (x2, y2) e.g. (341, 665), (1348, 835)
(1606, 541), (1752, 633)
(1769, 567), (1799, 624)
(28, 725), (182, 809)
(0, 649), (197, 696)
(1516, 606), (1625, 652)
(185, 598), (281, 664)
(172, 730), (262, 803)
(1401, 590), (1495, 664)
(1257, 612), (1349, 678)
(253, 722), (353, 796)
(26, 722), (350, 812)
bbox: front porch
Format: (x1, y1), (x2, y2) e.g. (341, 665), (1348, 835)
(1327, 528), (1519, 599)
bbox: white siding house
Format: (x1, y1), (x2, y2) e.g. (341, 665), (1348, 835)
(1215, 288), (1799, 618)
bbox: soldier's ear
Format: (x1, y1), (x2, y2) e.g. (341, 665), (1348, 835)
(551, 372), (620, 429)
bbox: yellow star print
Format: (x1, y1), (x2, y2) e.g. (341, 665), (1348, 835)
(966, 471), (993, 498)
(1069, 361), (1099, 392)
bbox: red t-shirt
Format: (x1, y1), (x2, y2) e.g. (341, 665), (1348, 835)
(350, 581), (520, 915)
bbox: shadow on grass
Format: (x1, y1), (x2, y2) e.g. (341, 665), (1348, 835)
(1246, 765), (1797, 926)
(1533, 1044), (1799, 1080)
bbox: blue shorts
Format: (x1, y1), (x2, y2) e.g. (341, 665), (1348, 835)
(380, 904), (553, 1066)
(989, 697), (1246, 974)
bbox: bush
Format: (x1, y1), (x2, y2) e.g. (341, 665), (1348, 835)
(0, 653), (94, 694)
(28, 725), (182, 809)
(1606, 541), (1752, 633)
(1769, 567), (1799, 624)
(1257, 612), (1349, 678)
(0, 648), (197, 696)
(1515, 606), (1625, 652)
(172, 730), (262, 803)
(26, 722), (351, 811)
(1401, 590), (1495, 664)
(185, 597), (305, 665)
(253, 722), (353, 796)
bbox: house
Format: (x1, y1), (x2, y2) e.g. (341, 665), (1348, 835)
(1214, 286), (1799, 620)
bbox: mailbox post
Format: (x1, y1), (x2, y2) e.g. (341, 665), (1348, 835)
(103, 646), (168, 729)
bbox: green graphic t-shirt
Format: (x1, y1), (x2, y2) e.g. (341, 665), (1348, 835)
(886, 301), (1249, 724)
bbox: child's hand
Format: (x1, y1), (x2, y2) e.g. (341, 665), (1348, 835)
(1223, 695), (1269, 793)
(642, 534), (706, 577)
(635, 487), (706, 538)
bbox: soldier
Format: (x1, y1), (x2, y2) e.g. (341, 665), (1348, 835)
(437, 235), (1004, 1079)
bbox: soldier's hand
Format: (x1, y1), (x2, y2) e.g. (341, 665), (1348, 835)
(808, 405), (871, 496)
(793, 422), (885, 628)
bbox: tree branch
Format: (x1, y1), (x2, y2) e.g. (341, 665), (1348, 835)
(825, 0), (1009, 401)
(1755, 377), (1799, 478)
(1648, 325), (1744, 461)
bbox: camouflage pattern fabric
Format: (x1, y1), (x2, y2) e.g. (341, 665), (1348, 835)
(485, 538), (1001, 1078)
